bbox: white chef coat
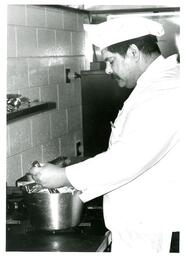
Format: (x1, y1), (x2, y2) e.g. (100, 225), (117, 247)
(66, 55), (183, 253)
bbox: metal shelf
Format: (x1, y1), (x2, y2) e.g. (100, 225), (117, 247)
(7, 102), (56, 123)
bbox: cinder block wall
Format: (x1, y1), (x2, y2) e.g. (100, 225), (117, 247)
(7, 5), (89, 185)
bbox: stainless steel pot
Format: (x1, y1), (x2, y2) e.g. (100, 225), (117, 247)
(24, 190), (84, 230)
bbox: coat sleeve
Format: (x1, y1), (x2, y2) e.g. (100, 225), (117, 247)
(66, 91), (179, 202)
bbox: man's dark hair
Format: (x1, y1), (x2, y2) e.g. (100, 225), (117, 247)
(107, 34), (161, 56)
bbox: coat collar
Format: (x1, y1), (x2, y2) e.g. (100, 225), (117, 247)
(124, 54), (179, 109)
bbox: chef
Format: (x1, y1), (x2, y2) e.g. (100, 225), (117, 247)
(30, 16), (182, 253)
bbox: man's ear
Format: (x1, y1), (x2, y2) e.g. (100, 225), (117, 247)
(127, 44), (140, 61)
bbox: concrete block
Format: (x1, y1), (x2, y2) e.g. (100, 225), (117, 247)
(7, 154), (22, 186)
(18, 87), (40, 102)
(40, 84), (58, 104)
(7, 26), (16, 57)
(28, 58), (49, 87)
(71, 31), (85, 55)
(37, 28), (55, 56)
(7, 4), (26, 26)
(60, 133), (76, 156)
(67, 106), (82, 132)
(16, 26), (38, 57)
(77, 13), (86, 31)
(58, 84), (75, 109)
(49, 59), (65, 85)
(63, 9), (78, 31)
(56, 30), (72, 56)
(31, 113), (51, 146)
(63, 56), (85, 74)
(7, 126), (10, 157)
(21, 145), (42, 174)
(9, 119), (32, 155)
(50, 109), (67, 138)
(42, 138), (60, 162)
(46, 8), (63, 29)
(26, 5), (45, 27)
(7, 58), (29, 90)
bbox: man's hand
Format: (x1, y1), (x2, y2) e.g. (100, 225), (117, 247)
(29, 163), (72, 188)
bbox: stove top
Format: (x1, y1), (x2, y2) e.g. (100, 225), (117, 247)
(6, 187), (111, 252)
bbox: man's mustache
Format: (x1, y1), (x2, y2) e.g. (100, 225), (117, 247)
(110, 73), (120, 80)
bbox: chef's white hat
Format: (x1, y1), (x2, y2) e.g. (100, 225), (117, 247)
(84, 16), (164, 50)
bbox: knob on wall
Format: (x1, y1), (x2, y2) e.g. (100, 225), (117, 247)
(65, 68), (81, 83)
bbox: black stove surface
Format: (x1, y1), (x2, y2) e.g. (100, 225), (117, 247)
(6, 228), (110, 252)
